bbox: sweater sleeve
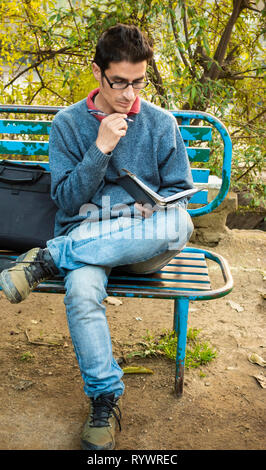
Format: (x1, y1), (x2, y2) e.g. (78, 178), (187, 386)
(49, 114), (111, 217)
(157, 115), (194, 207)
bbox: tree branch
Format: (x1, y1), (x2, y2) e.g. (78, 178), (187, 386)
(227, 66), (266, 76)
(149, 58), (168, 106)
(28, 86), (44, 104)
(224, 75), (264, 79)
(44, 86), (72, 104)
(235, 162), (257, 181)
(67, 0), (82, 45)
(231, 109), (266, 135)
(3, 47), (71, 89)
(201, 0), (260, 81)
(181, 1), (193, 60)
(168, 0), (196, 78)
(245, 5), (262, 13)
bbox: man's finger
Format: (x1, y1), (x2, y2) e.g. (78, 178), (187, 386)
(135, 202), (155, 218)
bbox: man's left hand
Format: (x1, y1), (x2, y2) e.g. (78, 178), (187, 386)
(134, 202), (156, 218)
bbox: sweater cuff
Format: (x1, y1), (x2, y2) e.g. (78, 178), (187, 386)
(85, 141), (112, 166)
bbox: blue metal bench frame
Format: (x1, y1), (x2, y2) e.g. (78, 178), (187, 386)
(0, 104), (234, 397)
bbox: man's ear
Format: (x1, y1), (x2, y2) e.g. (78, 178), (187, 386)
(92, 62), (102, 82)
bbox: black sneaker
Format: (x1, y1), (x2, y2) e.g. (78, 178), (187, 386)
(81, 393), (122, 450)
(0, 247), (58, 304)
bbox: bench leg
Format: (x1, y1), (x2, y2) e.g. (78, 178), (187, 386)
(173, 298), (189, 398)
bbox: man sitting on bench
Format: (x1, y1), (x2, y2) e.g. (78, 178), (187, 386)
(0, 23), (194, 450)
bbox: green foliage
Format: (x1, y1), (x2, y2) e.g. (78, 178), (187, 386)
(20, 351), (34, 361)
(127, 328), (217, 369)
(0, 0), (265, 206)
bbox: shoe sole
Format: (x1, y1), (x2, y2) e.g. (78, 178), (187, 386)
(0, 270), (22, 304)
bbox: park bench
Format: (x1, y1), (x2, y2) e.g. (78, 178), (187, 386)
(0, 104), (233, 397)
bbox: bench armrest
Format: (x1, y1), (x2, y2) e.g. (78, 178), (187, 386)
(172, 110), (232, 218)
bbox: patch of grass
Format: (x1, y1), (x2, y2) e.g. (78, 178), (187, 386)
(20, 351), (34, 361)
(127, 328), (217, 369)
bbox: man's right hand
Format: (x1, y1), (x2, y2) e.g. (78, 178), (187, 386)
(96, 113), (128, 154)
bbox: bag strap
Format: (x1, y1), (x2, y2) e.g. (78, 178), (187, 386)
(0, 160), (44, 184)
(0, 160), (45, 172)
(0, 172), (43, 184)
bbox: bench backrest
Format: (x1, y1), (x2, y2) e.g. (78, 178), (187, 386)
(0, 104), (232, 217)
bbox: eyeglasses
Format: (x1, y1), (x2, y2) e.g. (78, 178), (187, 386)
(102, 70), (149, 90)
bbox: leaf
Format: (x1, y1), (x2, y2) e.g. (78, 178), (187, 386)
(253, 374), (266, 388)
(191, 86), (197, 100)
(62, 71), (70, 88)
(226, 300), (244, 312)
(248, 353), (266, 367)
(48, 14), (57, 21)
(122, 366), (154, 374)
(13, 379), (34, 391)
(104, 296), (122, 306)
(203, 37), (210, 55)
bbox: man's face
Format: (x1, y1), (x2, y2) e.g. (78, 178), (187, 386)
(92, 60), (147, 114)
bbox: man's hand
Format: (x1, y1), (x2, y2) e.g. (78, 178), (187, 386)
(96, 114), (128, 154)
(135, 202), (156, 218)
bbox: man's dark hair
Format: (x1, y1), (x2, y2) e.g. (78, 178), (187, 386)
(93, 24), (153, 71)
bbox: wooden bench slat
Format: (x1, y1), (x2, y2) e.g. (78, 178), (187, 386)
(0, 121), (212, 141)
(0, 141), (210, 165)
(167, 258), (207, 266)
(108, 281), (211, 290)
(158, 266), (208, 273)
(32, 281), (211, 296)
(175, 252), (205, 259)
(179, 125), (212, 141)
(186, 147), (210, 162)
(110, 273), (210, 282)
(0, 141), (210, 162)
(0, 120), (51, 135)
(191, 169), (210, 182)
(0, 140), (49, 156)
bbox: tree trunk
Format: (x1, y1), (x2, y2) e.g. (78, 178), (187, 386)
(206, 0), (247, 81)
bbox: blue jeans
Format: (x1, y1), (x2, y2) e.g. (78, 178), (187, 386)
(47, 207), (193, 399)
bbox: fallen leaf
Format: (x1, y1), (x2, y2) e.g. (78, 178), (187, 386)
(123, 366), (154, 374)
(248, 353), (266, 367)
(226, 300), (244, 312)
(253, 374), (266, 388)
(104, 296), (122, 306)
(13, 380), (34, 391)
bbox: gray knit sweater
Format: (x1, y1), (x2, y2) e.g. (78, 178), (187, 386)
(49, 97), (194, 237)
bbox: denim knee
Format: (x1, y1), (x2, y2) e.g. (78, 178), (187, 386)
(160, 206), (194, 246)
(185, 210), (194, 240)
(64, 265), (110, 311)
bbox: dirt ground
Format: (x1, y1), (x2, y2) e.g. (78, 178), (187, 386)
(0, 228), (265, 451)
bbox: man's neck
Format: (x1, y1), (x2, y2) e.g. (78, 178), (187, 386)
(94, 92), (113, 114)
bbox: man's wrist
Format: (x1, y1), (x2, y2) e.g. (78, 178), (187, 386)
(96, 139), (111, 155)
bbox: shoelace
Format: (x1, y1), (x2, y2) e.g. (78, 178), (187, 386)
(11, 257), (57, 285)
(25, 261), (57, 285)
(90, 395), (122, 432)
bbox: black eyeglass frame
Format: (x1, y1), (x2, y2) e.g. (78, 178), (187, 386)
(102, 70), (149, 90)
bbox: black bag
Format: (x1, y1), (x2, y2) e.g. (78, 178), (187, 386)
(0, 160), (58, 252)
